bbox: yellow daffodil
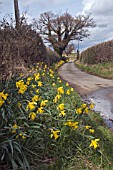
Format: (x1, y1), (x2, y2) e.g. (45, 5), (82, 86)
(89, 139), (100, 149)
(36, 89), (39, 93)
(27, 77), (33, 81)
(40, 100), (48, 107)
(66, 82), (69, 86)
(16, 80), (24, 88)
(64, 121), (72, 126)
(26, 81), (30, 85)
(34, 73), (40, 81)
(49, 69), (54, 74)
(59, 110), (66, 117)
(26, 77), (33, 85)
(64, 121), (79, 129)
(0, 91), (8, 100)
(0, 100), (4, 107)
(42, 73), (45, 76)
(70, 88), (74, 92)
(18, 85), (27, 94)
(29, 112), (36, 120)
(32, 95), (40, 102)
(82, 103), (87, 108)
(50, 129), (60, 140)
(17, 102), (21, 107)
(57, 103), (64, 111)
(44, 65), (47, 69)
(90, 103), (95, 110)
(57, 87), (64, 94)
(16, 80), (27, 94)
(85, 125), (91, 130)
(53, 98), (57, 103)
(12, 124), (18, 133)
(0, 91), (8, 107)
(56, 94), (61, 99)
(52, 83), (56, 86)
(89, 129), (95, 133)
(71, 122), (79, 129)
(50, 74), (54, 78)
(53, 94), (61, 103)
(66, 89), (70, 95)
(84, 107), (89, 113)
(76, 108), (82, 114)
(16, 133), (26, 139)
(19, 73), (23, 77)
(37, 107), (44, 114)
(31, 84), (36, 88)
(38, 81), (42, 87)
(26, 102), (37, 110)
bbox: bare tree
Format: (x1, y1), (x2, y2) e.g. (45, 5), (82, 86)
(34, 11), (95, 58)
(14, 0), (20, 29)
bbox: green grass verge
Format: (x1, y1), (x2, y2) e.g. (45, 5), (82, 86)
(64, 111), (113, 170)
(75, 61), (113, 79)
(0, 60), (113, 170)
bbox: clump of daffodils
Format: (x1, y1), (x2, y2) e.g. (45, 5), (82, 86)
(64, 121), (79, 129)
(0, 59), (101, 170)
(16, 80), (27, 94)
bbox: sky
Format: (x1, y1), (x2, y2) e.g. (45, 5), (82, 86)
(0, 0), (113, 51)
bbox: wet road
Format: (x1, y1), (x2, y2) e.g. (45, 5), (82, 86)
(86, 87), (113, 130)
(59, 61), (113, 129)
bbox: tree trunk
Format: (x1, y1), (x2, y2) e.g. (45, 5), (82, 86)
(59, 48), (63, 58)
(58, 48), (67, 62)
(14, 0), (20, 29)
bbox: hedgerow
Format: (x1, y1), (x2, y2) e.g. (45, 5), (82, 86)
(80, 40), (113, 64)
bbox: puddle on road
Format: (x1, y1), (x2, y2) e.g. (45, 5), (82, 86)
(85, 87), (113, 130)
(88, 97), (113, 130)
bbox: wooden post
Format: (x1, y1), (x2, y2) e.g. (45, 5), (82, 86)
(14, 0), (20, 29)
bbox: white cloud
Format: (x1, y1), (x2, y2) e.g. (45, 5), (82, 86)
(90, 0), (113, 16)
(82, 0), (95, 13)
(80, 0), (113, 51)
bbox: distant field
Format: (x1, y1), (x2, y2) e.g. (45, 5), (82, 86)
(64, 53), (77, 61)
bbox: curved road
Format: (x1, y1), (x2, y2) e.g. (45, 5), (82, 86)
(59, 61), (113, 129)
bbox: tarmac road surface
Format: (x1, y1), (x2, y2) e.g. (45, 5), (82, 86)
(59, 61), (113, 130)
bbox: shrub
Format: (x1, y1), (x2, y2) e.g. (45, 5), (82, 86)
(0, 17), (47, 81)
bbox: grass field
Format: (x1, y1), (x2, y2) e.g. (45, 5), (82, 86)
(75, 61), (113, 79)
